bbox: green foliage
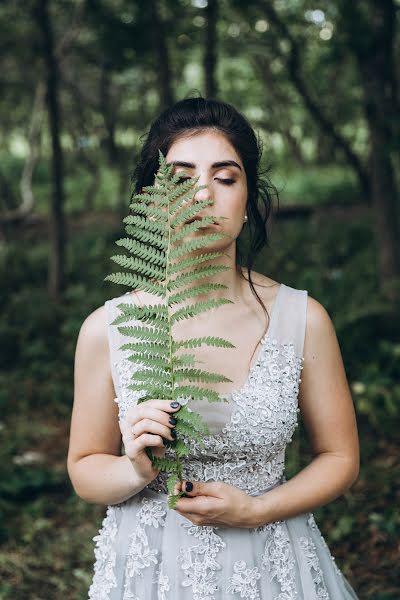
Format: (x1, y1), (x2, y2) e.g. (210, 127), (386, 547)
(105, 150), (236, 508)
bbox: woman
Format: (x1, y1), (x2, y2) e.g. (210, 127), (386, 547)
(68, 97), (360, 599)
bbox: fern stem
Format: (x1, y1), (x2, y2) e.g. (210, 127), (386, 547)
(164, 168), (183, 484)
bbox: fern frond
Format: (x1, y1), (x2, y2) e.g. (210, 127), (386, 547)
(174, 368), (231, 384)
(172, 336), (235, 350)
(176, 405), (210, 434)
(117, 325), (169, 343)
(168, 492), (184, 510)
(110, 255), (166, 280)
(115, 238), (166, 267)
(174, 439), (190, 458)
(166, 473), (179, 494)
(105, 150), (238, 504)
(174, 385), (228, 403)
(124, 226), (168, 251)
(151, 456), (178, 472)
(169, 232), (228, 259)
(171, 298), (234, 323)
(169, 199), (212, 227)
(128, 203), (167, 221)
(105, 272), (166, 297)
(170, 216), (218, 242)
(120, 342), (170, 358)
(169, 283), (227, 305)
(168, 251), (228, 275)
(123, 215), (167, 235)
(168, 265), (230, 291)
(113, 303), (168, 326)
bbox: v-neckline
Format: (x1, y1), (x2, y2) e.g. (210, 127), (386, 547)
(121, 282), (285, 399)
(218, 282), (284, 398)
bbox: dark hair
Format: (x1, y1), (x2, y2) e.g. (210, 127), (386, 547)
(132, 96), (279, 366)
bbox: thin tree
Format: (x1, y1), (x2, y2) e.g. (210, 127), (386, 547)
(204, 0), (218, 98)
(34, 0), (66, 301)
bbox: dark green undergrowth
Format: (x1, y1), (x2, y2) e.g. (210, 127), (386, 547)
(0, 212), (399, 599)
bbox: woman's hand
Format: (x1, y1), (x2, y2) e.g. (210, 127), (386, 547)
(119, 399), (182, 483)
(170, 479), (261, 528)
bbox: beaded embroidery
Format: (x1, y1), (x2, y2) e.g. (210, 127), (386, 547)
(122, 498), (166, 598)
(115, 336), (303, 497)
(178, 522), (226, 599)
(298, 537), (330, 600)
(88, 506), (119, 599)
(226, 560), (262, 599)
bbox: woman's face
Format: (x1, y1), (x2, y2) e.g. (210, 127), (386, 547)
(165, 129), (248, 244)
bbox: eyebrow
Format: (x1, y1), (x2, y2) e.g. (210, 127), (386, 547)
(167, 160), (242, 172)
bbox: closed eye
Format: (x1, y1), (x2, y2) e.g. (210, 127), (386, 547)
(216, 178), (235, 185)
(177, 176), (235, 186)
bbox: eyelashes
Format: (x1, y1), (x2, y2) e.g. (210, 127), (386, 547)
(177, 177), (236, 186)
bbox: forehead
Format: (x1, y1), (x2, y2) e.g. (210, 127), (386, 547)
(166, 129), (242, 165)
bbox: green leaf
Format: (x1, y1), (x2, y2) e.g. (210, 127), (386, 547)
(172, 336), (235, 350)
(171, 298), (234, 324)
(105, 150), (236, 486)
(168, 491), (185, 510)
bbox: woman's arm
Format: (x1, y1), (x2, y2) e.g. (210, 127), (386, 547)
(251, 296), (360, 526)
(67, 305), (152, 505)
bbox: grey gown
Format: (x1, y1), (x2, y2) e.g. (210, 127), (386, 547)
(87, 283), (359, 600)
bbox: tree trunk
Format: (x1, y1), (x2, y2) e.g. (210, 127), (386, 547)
(34, 0), (66, 301)
(341, 0), (400, 303)
(204, 0), (218, 98)
(148, 0), (174, 110)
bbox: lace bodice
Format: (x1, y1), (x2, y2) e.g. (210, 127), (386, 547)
(105, 283), (308, 497)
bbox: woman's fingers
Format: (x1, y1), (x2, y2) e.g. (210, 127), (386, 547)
(125, 401), (181, 427)
(132, 432), (165, 451)
(132, 418), (175, 442)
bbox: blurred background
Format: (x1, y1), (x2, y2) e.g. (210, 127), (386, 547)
(0, 0), (399, 598)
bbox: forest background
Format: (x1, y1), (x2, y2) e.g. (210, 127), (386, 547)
(0, 0), (399, 598)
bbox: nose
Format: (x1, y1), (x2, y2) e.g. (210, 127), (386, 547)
(192, 174), (212, 204)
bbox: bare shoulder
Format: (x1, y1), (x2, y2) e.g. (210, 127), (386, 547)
(77, 303), (109, 350)
(304, 295), (338, 358)
(304, 294), (337, 346)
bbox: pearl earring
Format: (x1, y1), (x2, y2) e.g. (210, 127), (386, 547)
(243, 214), (248, 223)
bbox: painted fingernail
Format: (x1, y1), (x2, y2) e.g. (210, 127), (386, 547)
(185, 481), (193, 492)
(171, 429), (177, 439)
(163, 438), (171, 447)
(170, 401), (181, 408)
(169, 417), (177, 425)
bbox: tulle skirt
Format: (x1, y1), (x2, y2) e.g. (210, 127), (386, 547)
(87, 484), (359, 600)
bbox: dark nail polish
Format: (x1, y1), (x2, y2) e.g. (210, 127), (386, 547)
(170, 401), (181, 408)
(171, 429), (177, 439)
(163, 438), (171, 447)
(185, 481), (193, 492)
(169, 417), (177, 426)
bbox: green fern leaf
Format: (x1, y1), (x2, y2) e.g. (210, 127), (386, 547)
(176, 405), (210, 435)
(172, 336), (235, 350)
(170, 298), (234, 323)
(169, 283), (228, 305)
(105, 150), (237, 505)
(105, 272), (166, 297)
(168, 251), (228, 275)
(168, 492), (185, 510)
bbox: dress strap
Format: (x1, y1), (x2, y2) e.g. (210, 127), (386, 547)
(105, 292), (143, 398)
(104, 296), (125, 397)
(268, 283), (308, 359)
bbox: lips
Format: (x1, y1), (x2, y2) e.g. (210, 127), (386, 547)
(185, 216), (204, 224)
